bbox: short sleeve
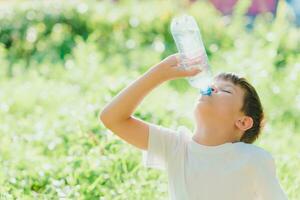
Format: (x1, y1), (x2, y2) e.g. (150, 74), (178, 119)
(253, 152), (288, 200)
(141, 123), (180, 170)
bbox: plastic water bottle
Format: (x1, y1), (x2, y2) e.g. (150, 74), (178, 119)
(170, 14), (212, 89)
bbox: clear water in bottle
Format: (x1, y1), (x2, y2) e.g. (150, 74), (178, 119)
(170, 14), (212, 89)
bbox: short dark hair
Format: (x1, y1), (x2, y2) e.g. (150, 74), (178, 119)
(214, 72), (265, 144)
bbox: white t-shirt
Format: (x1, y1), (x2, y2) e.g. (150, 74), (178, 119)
(142, 123), (288, 200)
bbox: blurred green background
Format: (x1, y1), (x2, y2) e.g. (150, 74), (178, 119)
(0, 0), (299, 199)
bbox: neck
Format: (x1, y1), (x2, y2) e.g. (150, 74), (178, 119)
(192, 126), (238, 146)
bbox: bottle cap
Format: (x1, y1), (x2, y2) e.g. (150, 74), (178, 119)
(200, 86), (212, 96)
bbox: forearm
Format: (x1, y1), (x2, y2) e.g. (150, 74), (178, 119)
(100, 65), (166, 124)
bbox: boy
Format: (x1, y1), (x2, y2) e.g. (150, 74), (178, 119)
(100, 53), (288, 199)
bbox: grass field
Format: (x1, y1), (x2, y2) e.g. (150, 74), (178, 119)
(0, 0), (299, 199)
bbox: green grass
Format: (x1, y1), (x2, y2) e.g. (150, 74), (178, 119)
(0, 0), (299, 199)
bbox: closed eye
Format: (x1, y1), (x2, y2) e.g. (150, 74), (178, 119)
(221, 89), (231, 93)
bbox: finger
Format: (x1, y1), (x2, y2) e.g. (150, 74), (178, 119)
(186, 57), (202, 66)
(188, 68), (202, 76)
(181, 57), (201, 66)
(175, 54), (181, 66)
(189, 55), (202, 61)
(181, 67), (202, 77)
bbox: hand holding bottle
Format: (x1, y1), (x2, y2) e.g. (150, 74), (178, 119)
(152, 53), (203, 81)
(171, 14), (212, 89)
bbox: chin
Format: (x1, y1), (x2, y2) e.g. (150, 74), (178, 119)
(193, 103), (216, 123)
(193, 106), (205, 123)
(194, 101), (208, 114)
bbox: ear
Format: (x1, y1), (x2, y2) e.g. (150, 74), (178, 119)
(235, 116), (253, 132)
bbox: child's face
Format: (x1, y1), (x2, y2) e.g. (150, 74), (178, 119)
(193, 79), (245, 132)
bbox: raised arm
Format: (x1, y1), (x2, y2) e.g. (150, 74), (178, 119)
(99, 53), (202, 150)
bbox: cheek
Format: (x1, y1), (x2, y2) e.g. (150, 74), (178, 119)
(214, 99), (236, 118)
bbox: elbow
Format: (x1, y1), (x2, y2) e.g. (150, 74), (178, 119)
(99, 110), (131, 128)
(99, 110), (111, 127)
(99, 112), (105, 123)
(98, 108), (110, 125)
(99, 110), (105, 122)
(99, 110), (119, 128)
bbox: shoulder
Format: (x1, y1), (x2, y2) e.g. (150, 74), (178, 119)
(148, 123), (184, 144)
(176, 125), (193, 141)
(148, 123), (179, 138)
(234, 142), (271, 156)
(234, 142), (274, 162)
(234, 143), (276, 170)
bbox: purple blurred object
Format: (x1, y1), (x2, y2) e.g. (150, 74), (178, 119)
(209, 0), (278, 16)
